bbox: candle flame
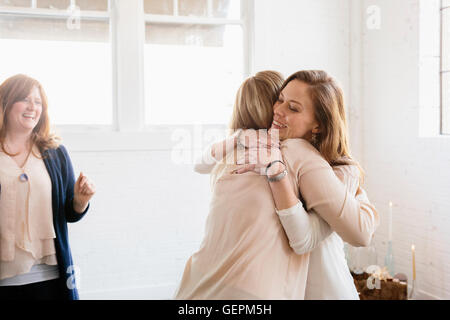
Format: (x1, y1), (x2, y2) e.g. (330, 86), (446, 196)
(412, 244), (415, 251)
(389, 201), (393, 207)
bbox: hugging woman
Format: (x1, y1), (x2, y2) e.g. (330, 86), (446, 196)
(175, 70), (379, 299)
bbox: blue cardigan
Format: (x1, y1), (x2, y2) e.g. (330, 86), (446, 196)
(42, 145), (89, 300)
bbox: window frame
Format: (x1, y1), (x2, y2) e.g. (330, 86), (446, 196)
(0, 0), (113, 132)
(142, 0), (254, 128)
(441, 0), (450, 135)
(0, 0), (254, 151)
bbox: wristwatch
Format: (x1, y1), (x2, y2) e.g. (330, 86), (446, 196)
(266, 160), (288, 182)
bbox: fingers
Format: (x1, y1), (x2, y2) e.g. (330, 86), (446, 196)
(79, 175), (88, 189)
(233, 164), (256, 174)
(236, 147), (279, 165)
(75, 173), (96, 196)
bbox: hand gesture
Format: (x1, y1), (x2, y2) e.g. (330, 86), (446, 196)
(73, 172), (96, 214)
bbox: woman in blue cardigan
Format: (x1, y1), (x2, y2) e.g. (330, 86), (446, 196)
(0, 74), (95, 300)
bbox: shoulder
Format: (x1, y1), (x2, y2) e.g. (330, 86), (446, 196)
(43, 144), (70, 164)
(280, 138), (330, 176)
(332, 164), (360, 179)
(281, 139), (321, 159)
(281, 138), (317, 151)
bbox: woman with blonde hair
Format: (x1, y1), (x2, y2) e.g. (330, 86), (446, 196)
(174, 70), (378, 299)
(0, 74), (95, 300)
(175, 71), (310, 299)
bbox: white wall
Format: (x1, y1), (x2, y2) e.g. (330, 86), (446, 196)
(357, 0), (450, 299)
(68, 149), (212, 299)
(254, 0), (350, 94)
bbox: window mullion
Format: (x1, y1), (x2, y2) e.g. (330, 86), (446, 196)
(111, 0), (145, 132)
(173, 0), (179, 16)
(241, 0), (255, 77)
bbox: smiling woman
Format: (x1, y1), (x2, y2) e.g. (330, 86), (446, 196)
(272, 80), (320, 142)
(0, 74), (96, 300)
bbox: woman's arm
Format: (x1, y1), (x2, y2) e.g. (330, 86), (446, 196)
(193, 133), (239, 174)
(274, 164), (360, 254)
(58, 145), (91, 222)
(297, 168), (378, 247)
(264, 141), (378, 247)
(277, 201), (332, 254)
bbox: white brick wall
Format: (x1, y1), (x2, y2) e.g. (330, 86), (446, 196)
(68, 149), (212, 299)
(357, 0), (450, 299)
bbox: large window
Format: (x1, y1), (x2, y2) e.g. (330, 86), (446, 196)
(442, 0), (450, 134)
(0, 0), (112, 126)
(143, 0), (247, 125)
(0, 0), (252, 135)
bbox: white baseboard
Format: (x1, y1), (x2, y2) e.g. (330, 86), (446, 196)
(409, 286), (442, 300)
(78, 283), (177, 300)
(78, 283), (442, 300)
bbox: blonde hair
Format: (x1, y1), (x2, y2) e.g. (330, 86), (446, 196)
(211, 71), (284, 183)
(281, 70), (364, 181)
(229, 70), (284, 133)
(0, 74), (60, 156)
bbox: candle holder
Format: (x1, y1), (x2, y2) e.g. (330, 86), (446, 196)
(384, 240), (395, 277)
(408, 280), (416, 299)
(409, 244), (416, 299)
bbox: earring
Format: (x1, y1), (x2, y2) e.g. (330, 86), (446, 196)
(311, 133), (318, 145)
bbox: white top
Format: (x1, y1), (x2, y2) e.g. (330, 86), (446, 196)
(0, 262), (59, 286)
(277, 201), (359, 299)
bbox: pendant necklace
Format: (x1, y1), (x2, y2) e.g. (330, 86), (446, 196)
(6, 141), (32, 182)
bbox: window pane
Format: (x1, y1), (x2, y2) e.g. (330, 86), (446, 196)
(36, 0), (108, 11)
(74, 0), (108, 11)
(212, 0), (240, 19)
(144, 24), (244, 125)
(0, 0), (109, 11)
(443, 0), (450, 8)
(0, 14), (112, 125)
(144, 0), (173, 15)
(0, 0), (30, 7)
(37, 0), (70, 10)
(443, 73), (450, 134)
(144, 0), (241, 18)
(178, 0), (207, 17)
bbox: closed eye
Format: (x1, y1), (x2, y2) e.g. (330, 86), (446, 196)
(289, 105), (298, 112)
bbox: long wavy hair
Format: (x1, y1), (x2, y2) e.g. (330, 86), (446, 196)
(0, 74), (60, 156)
(281, 70), (364, 180)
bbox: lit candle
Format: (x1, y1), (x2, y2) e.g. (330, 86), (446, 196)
(388, 201), (393, 242)
(411, 245), (416, 281)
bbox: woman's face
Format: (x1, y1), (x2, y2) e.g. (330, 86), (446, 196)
(6, 86), (43, 134)
(271, 79), (319, 141)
